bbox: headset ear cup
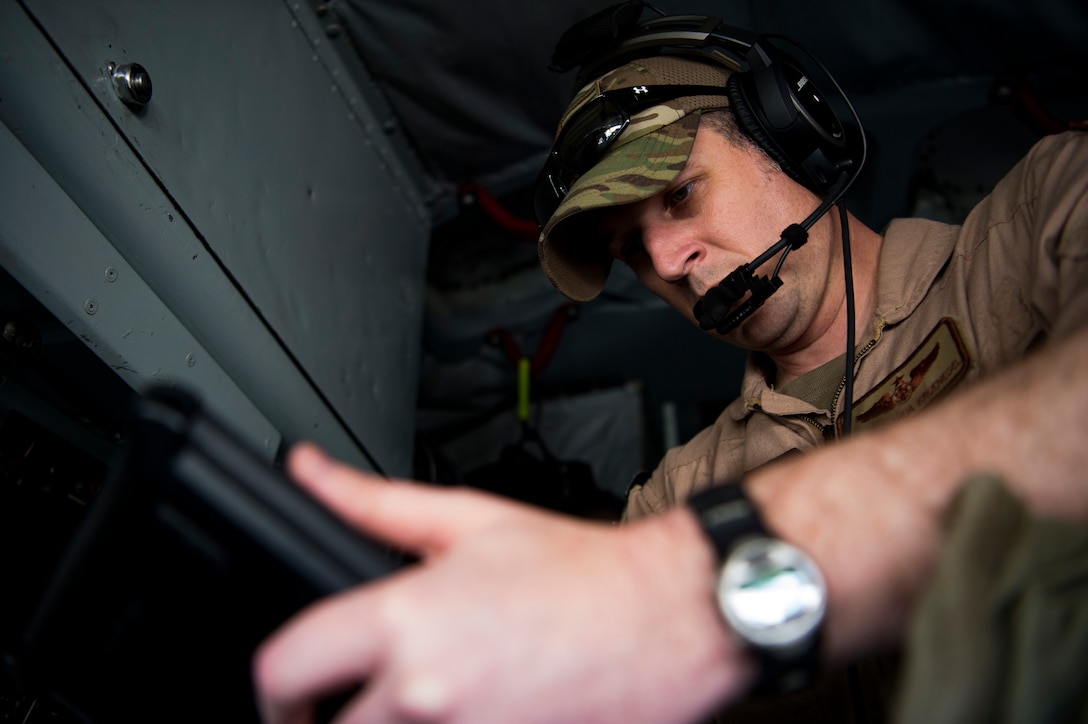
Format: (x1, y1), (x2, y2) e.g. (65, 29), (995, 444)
(726, 73), (810, 189)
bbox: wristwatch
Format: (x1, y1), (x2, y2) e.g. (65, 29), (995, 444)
(687, 482), (826, 695)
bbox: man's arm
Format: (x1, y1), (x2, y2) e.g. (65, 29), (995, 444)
(253, 326), (1088, 723)
(747, 323), (1088, 662)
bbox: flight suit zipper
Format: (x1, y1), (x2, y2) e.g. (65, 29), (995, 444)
(799, 330), (883, 439)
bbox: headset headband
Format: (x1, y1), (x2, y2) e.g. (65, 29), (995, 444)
(573, 15), (754, 85)
(555, 5), (866, 196)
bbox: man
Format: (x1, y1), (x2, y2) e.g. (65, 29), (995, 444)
(532, 29), (1087, 721)
(534, 50), (1080, 523)
(252, 13), (1088, 724)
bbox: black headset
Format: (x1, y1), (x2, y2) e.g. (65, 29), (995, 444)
(554, 6), (865, 196)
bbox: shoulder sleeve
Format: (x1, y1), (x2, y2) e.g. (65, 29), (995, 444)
(1028, 131), (1088, 339)
(957, 130), (1088, 353)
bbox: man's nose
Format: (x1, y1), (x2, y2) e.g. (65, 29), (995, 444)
(644, 225), (703, 282)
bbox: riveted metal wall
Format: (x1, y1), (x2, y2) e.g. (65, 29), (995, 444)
(0, 0), (432, 474)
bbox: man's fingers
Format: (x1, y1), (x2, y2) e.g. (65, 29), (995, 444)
(286, 443), (519, 556)
(253, 586), (384, 724)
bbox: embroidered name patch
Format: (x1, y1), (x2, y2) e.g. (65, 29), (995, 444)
(845, 317), (969, 432)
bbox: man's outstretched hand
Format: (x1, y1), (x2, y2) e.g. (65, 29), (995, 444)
(252, 443), (751, 724)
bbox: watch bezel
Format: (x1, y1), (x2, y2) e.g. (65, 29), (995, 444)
(717, 536), (827, 651)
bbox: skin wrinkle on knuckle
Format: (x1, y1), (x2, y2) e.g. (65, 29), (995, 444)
(392, 674), (454, 721)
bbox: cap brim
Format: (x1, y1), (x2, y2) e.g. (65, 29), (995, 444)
(538, 111), (701, 302)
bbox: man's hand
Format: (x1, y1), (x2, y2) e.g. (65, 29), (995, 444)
(252, 444), (752, 724)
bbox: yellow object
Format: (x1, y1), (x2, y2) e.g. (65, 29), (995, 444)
(518, 357), (531, 421)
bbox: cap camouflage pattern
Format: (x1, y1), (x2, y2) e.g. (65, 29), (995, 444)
(539, 56), (733, 302)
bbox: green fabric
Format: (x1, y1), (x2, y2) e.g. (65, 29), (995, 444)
(894, 475), (1088, 724)
(778, 352), (848, 413)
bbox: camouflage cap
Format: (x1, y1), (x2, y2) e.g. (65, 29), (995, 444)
(538, 55), (733, 302)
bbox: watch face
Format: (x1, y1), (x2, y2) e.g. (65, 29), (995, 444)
(718, 537), (826, 651)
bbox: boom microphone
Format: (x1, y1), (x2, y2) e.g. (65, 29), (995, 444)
(693, 170), (850, 336)
(694, 224), (804, 334)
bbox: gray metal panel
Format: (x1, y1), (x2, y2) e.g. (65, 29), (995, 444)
(4, 0), (431, 475)
(0, 1), (422, 473)
(0, 120), (281, 458)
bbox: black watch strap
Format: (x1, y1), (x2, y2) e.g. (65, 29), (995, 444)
(753, 633), (822, 696)
(687, 481), (768, 557)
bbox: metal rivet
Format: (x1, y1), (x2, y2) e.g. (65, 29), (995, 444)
(185, 354), (196, 367)
(105, 267), (118, 282)
(110, 62), (153, 106)
(84, 299), (98, 315)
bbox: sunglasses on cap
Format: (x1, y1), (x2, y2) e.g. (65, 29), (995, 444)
(533, 84), (731, 229)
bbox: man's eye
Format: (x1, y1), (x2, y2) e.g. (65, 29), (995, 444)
(668, 181), (694, 206)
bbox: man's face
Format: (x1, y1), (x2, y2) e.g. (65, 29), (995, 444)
(596, 122), (833, 353)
